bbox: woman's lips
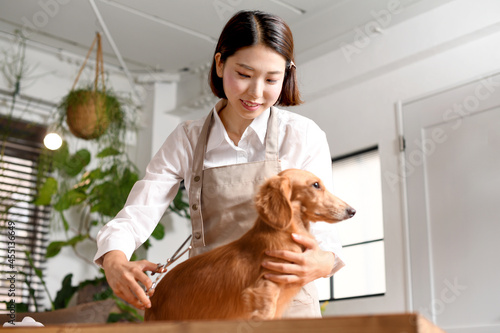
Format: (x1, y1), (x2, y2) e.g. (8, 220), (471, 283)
(240, 99), (261, 111)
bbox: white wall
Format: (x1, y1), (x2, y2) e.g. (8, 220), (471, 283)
(291, 0), (500, 320)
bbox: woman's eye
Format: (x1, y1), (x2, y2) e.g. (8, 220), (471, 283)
(313, 182), (320, 189)
(237, 72), (250, 78)
(267, 79), (278, 84)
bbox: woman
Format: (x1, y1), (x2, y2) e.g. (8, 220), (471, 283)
(94, 10), (344, 318)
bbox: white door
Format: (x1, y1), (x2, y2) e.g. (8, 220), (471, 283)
(401, 72), (500, 333)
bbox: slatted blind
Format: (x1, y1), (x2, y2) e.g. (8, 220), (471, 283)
(0, 116), (50, 313)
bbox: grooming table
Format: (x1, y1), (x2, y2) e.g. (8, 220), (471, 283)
(3, 313), (445, 332)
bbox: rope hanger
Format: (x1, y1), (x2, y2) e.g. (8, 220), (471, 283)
(71, 32), (105, 93)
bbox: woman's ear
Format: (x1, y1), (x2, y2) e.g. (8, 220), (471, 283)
(214, 53), (224, 78)
(255, 175), (292, 230)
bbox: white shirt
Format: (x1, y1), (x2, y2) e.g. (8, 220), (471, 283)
(94, 101), (345, 275)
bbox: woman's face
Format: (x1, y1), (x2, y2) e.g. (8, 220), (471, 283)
(215, 44), (286, 122)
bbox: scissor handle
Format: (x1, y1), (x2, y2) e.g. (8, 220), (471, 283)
(145, 235), (192, 295)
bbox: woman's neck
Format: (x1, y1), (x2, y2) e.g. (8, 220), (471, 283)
(218, 105), (253, 146)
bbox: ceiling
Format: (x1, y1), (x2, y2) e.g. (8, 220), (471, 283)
(0, 0), (453, 73)
(0, 0), (453, 113)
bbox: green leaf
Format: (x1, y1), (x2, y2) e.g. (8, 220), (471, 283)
(53, 273), (78, 310)
(67, 234), (88, 246)
(107, 313), (125, 323)
(54, 188), (87, 211)
(59, 211), (69, 231)
(173, 188), (189, 210)
(84, 168), (105, 181)
(52, 141), (70, 171)
(109, 297), (144, 322)
(93, 287), (113, 301)
(15, 302), (29, 313)
(63, 149), (91, 176)
(45, 235), (88, 259)
(97, 147), (120, 158)
(142, 239), (151, 250)
(46, 241), (65, 258)
(34, 177), (58, 205)
(151, 222), (165, 240)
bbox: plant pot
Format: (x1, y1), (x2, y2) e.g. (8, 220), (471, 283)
(65, 90), (109, 140)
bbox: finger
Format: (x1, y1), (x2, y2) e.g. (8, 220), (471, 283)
(265, 249), (302, 263)
(139, 260), (160, 272)
(291, 233), (317, 249)
(131, 281), (151, 309)
(116, 283), (146, 310)
(136, 269), (153, 290)
(264, 273), (301, 286)
(262, 261), (303, 275)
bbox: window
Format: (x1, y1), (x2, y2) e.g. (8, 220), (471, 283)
(0, 116), (51, 313)
(316, 147), (386, 301)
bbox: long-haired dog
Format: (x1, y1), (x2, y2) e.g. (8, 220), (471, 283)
(145, 168), (355, 321)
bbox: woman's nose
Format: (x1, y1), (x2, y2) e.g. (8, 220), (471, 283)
(248, 80), (263, 99)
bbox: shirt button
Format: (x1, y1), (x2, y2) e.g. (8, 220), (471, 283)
(192, 204), (198, 211)
(194, 176), (200, 182)
(194, 232), (201, 239)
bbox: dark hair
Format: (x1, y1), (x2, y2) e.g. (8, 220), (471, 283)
(209, 10), (302, 106)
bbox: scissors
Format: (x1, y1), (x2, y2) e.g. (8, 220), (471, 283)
(145, 234), (192, 296)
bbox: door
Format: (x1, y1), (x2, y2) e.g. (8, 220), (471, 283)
(401, 72), (500, 333)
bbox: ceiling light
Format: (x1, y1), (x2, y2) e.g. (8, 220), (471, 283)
(43, 132), (63, 150)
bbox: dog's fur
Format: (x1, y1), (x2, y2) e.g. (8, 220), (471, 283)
(144, 168), (355, 321)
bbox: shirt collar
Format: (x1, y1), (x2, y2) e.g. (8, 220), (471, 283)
(206, 100), (271, 152)
(247, 107), (270, 145)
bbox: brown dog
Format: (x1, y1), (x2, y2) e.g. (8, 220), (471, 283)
(145, 168), (355, 321)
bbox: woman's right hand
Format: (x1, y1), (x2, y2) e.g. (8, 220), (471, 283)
(102, 250), (159, 310)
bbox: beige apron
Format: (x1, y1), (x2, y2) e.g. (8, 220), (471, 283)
(188, 107), (321, 318)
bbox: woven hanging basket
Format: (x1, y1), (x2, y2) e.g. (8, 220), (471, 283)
(65, 33), (111, 140)
(65, 90), (109, 140)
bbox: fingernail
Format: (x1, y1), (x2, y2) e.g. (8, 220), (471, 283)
(292, 233), (301, 239)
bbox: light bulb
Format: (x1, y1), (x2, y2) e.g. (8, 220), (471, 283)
(43, 132), (63, 150)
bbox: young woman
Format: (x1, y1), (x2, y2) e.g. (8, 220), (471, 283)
(94, 10), (344, 318)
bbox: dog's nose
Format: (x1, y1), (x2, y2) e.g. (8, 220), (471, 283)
(347, 207), (356, 218)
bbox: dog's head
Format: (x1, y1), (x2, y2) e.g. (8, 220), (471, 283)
(255, 169), (355, 230)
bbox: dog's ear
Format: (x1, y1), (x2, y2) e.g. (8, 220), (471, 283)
(255, 175), (292, 230)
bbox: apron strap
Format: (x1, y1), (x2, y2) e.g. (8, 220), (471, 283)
(189, 111), (213, 247)
(265, 106), (279, 160)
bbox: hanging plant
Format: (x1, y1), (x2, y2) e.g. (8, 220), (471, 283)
(61, 32), (122, 140)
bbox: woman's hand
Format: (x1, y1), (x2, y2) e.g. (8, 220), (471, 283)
(262, 233), (335, 287)
(102, 250), (159, 310)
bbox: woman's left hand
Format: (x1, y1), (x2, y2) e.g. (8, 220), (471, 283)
(262, 233), (335, 286)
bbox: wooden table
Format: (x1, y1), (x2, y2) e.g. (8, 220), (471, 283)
(3, 313), (446, 332)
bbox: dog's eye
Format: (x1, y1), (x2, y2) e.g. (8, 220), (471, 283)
(313, 182), (320, 189)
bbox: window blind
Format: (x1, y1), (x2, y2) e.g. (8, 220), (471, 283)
(0, 116), (51, 313)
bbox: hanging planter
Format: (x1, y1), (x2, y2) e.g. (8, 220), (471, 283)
(65, 89), (108, 139)
(62, 33), (119, 140)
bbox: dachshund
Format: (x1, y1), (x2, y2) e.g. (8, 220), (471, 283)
(145, 168), (355, 321)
